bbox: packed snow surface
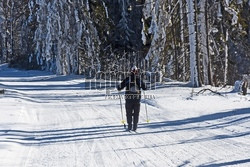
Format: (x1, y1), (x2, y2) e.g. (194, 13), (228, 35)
(0, 64), (250, 166)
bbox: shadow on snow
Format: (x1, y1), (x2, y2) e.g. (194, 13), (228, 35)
(0, 108), (249, 146)
(198, 158), (250, 167)
(145, 107), (250, 129)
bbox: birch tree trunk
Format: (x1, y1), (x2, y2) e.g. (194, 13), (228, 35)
(0, 2), (4, 63)
(10, 0), (14, 59)
(205, 0), (213, 85)
(179, 0), (186, 81)
(199, 0), (210, 85)
(194, 0), (202, 86)
(224, 29), (229, 85)
(186, 0), (201, 87)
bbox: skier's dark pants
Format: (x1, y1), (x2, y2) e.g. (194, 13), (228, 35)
(125, 101), (140, 131)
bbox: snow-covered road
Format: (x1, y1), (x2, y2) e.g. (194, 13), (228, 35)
(1, 65), (250, 166)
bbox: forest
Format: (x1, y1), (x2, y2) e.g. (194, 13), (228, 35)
(0, 0), (249, 87)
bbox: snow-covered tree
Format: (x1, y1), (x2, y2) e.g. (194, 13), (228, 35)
(30, 0), (102, 75)
(0, 0), (249, 86)
(116, 0), (134, 48)
(142, 0), (170, 72)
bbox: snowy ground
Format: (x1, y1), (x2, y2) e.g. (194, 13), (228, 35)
(0, 64), (250, 167)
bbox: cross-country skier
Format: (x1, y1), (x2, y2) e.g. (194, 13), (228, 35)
(117, 66), (147, 131)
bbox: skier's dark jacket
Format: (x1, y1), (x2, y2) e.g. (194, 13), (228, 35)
(117, 73), (147, 102)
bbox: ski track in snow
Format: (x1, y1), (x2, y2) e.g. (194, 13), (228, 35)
(0, 67), (250, 166)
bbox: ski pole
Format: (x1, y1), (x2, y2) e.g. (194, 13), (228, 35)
(143, 90), (150, 123)
(119, 94), (126, 129)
